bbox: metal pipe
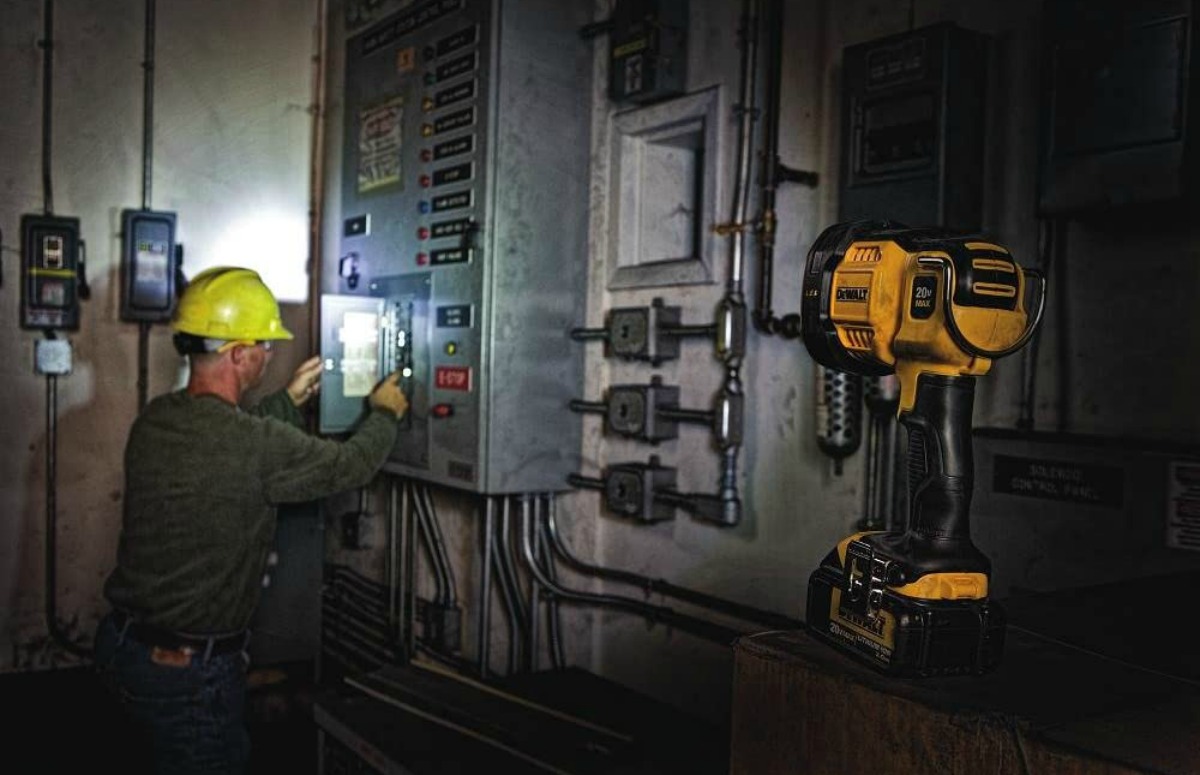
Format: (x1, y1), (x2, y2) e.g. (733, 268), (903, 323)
(1053, 219), (1070, 433)
(389, 478), (402, 638)
(659, 323), (718, 338)
(136, 322), (150, 412)
(489, 527), (521, 675)
(493, 495), (528, 673)
(566, 473), (605, 491)
(404, 481), (417, 658)
(753, 0), (787, 334)
(658, 406), (714, 425)
(141, 0), (155, 210)
(726, 0), (761, 294)
(307, 0), (329, 360)
(569, 326), (608, 342)
(39, 0), (55, 214)
(45, 373), (88, 657)
(526, 496), (541, 672)
(477, 496), (495, 675)
(717, 447), (742, 525)
(546, 506), (803, 631)
(497, 496), (529, 636)
(413, 488), (449, 605)
(541, 495), (566, 670)
(418, 485), (458, 603)
(518, 503), (744, 645)
(1018, 219), (1052, 431)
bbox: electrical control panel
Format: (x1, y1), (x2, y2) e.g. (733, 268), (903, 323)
(839, 23), (989, 229)
(20, 214), (83, 330)
(321, 0), (591, 494)
(120, 209), (178, 322)
(1039, 0), (1200, 214)
(609, 0), (688, 104)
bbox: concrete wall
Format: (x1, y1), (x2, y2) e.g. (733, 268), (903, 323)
(2, 0), (1198, 741)
(0, 0), (318, 671)
(570, 0), (1200, 726)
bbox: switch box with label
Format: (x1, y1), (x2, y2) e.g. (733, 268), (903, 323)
(21, 215), (82, 331)
(120, 209), (178, 323)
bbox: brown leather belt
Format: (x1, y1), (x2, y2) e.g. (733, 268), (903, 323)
(113, 611), (248, 657)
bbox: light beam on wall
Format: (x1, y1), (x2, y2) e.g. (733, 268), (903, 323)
(207, 210), (309, 303)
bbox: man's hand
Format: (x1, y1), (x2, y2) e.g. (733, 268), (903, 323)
(287, 356), (324, 407)
(369, 372), (409, 419)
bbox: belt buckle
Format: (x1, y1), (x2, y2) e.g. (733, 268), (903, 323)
(150, 645), (195, 668)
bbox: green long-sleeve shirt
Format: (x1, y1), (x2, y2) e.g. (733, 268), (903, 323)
(103, 389), (397, 634)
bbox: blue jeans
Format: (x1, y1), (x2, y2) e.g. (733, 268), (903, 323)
(94, 612), (250, 774)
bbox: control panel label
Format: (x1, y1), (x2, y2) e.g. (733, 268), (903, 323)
(436, 304), (473, 328)
(437, 51), (478, 81)
(865, 36), (927, 88)
(436, 25), (478, 57)
(434, 107), (475, 134)
(431, 217), (473, 238)
(435, 365), (472, 392)
(433, 135), (474, 160)
(435, 79), (476, 108)
(432, 191), (473, 212)
(433, 162), (473, 186)
(362, 0), (465, 55)
(430, 247), (472, 266)
(992, 455), (1124, 508)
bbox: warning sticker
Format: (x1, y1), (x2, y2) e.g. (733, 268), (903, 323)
(1167, 460), (1200, 552)
(357, 96), (404, 194)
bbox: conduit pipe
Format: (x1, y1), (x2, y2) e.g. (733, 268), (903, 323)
(517, 498), (743, 645)
(752, 0), (818, 336)
(545, 500), (803, 631)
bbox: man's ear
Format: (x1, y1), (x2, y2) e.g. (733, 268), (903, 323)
(227, 345), (251, 368)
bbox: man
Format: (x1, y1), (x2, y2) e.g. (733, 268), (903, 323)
(95, 266), (407, 773)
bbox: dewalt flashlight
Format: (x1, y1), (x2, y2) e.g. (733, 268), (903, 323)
(801, 221), (1046, 676)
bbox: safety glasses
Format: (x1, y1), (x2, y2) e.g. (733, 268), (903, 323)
(215, 339), (274, 354)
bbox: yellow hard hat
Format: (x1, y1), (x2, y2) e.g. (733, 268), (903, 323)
(172, 267), (293, 342)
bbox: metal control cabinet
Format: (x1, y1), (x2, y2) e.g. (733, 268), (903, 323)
(839, 23), (989, 229)
(321, 0), (592, 494)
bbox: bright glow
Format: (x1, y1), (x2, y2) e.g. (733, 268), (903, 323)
(209, 211), (309, 303)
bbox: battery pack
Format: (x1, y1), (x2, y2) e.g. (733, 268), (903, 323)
(806, 551), (1005, 677)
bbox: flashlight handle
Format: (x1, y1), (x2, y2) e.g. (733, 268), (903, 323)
(898, 374), (975, 544)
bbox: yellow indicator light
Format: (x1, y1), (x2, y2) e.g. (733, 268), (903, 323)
(422, 97), (434, 111)
(421, 124), (434, 137)
(445, 342), (458, 355)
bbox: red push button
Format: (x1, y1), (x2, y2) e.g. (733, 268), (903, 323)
(417, 227), (430, 240)
(421, 148), (433, 163)
(416, 252), (429, 266)
(419, 174), (432, 187)
(432, 403), (455, 418)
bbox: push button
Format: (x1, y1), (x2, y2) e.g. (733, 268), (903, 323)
(432, 403), (455, 418)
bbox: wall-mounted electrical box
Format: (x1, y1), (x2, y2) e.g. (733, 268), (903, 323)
(1039, 0), (1199, 214)
(120, 209), (178, 322)
(321, 0), (591, 494)
(839, 23), (989, 229)
(973, 429), (1200, 597)
(21, 214), (83, 330)
(609, 0), (688, 105)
